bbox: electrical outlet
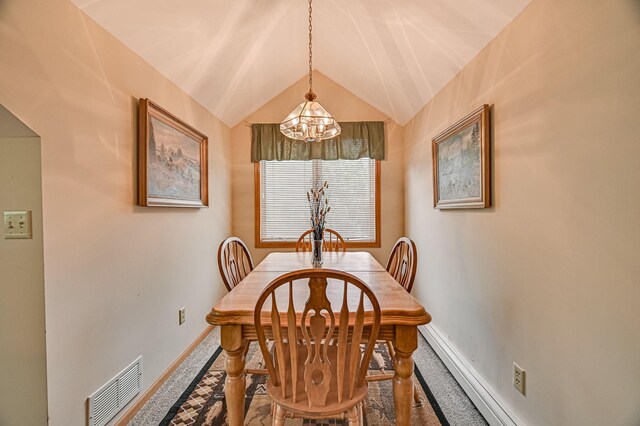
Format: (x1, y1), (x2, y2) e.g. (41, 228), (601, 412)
(513, 363), (525, 395)
(179, 307), (186, 325)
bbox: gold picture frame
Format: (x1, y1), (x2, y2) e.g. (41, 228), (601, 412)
(138, 99), (208, 207)
(432, 105), (490, 209)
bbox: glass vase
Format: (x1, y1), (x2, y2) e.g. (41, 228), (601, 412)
(312, 238), (323, 267)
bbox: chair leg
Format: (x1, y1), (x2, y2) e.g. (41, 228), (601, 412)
(414, 382), (422, 404)
(243, 342), (268, 375)
(273, 403), (286, 426)
(346, 406), (359, 426)
(386, 340), (396, 360)
(251, 341), (265, 369)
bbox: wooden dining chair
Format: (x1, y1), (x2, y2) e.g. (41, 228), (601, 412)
(217, 237), (268, 376)
(217, 236), (254, 292)
(368, 237), (421, 403)
(255, 269), (381, 425)
(385, 237), (417, 293)
(295, 228), (347, 252)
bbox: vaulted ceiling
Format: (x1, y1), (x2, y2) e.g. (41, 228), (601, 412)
(71, 0), (530, 126)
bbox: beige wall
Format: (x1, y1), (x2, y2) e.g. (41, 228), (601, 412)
(404, 1), (640, 425)
(0, 0), (232, 424)
(0, 136), (47, 426)
(231, 71), (404, 265)
(0, 105), (38, 137)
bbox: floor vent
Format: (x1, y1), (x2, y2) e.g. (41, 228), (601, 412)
(88, 356), (142, 426)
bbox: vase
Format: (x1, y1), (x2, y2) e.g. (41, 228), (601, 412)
(312, 238), (323, 267)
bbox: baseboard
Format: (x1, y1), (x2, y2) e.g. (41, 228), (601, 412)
(419, 324), (524, 426)
(115, 325), (215, 425)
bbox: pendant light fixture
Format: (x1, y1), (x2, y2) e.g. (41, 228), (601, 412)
(280, 0), (341, 142)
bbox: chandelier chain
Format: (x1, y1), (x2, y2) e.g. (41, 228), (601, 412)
(308, 0), (313, 93)
(280, 0), (340, 142)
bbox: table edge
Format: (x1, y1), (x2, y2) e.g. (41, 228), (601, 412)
(206, 309), (432, 327)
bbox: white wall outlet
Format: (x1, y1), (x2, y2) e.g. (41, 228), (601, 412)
(179, 307), (186, 325)
(513, 362), (526, 395)
(3, 210), (32, 239)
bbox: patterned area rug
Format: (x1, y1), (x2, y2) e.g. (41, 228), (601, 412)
(160, 342), (449, 425)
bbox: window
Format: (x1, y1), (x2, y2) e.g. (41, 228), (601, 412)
(255, 159), (380, 247)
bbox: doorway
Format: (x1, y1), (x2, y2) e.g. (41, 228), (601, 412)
(0, 105), (48, 425)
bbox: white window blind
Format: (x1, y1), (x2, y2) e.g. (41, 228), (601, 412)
(259, 159), (377, 243)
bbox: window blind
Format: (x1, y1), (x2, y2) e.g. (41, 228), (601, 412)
(259, 159), (377, 243)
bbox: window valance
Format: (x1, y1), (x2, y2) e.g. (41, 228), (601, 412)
(251, 121), (385, 162)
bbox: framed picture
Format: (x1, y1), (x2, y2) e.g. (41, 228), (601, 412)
(432, 105), (490, 209)
(138, 99), (208, 207)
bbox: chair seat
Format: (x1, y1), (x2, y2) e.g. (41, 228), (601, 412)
(267, 342), (368, 418)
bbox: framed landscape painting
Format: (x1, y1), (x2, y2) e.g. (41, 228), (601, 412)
(138, 99), (208, 207)
(432, 105), (490, 209)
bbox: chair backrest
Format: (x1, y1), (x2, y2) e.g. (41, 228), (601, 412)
(295, 228), (346, 253)
(217, 237), (254, 291)
(254, 269), (381, 408)
(386, 237), (417, 293)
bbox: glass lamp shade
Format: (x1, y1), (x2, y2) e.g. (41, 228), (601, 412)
(280, 100), (341, 142)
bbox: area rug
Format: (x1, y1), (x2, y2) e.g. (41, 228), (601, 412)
(160, 342), (449, 425)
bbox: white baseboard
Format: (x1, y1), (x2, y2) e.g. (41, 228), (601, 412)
(419, 324), (524, 426)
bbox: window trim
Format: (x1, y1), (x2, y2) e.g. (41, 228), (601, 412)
(254, 160), (381, 249)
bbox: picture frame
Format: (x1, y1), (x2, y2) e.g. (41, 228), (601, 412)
(432, 105), (490, 209)
(138, 99), (208, 207)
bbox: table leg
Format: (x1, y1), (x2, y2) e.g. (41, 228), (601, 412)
(393, 325), (418, 426)
(221, 325), (247, 426)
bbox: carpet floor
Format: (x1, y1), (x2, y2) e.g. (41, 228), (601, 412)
(128, 328), (487, 425)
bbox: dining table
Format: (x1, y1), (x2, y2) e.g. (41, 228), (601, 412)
(206, 251), (431, 425)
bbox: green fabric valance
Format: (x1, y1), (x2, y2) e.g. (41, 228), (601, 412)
(251, 121), (385, 162)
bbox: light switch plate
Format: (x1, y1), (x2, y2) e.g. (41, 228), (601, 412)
(3, 210), (32, 239)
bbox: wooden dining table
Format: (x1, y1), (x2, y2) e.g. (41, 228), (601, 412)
(206, 251), (431, 425)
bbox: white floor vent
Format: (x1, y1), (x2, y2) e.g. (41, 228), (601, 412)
(88, 356), (142, 426)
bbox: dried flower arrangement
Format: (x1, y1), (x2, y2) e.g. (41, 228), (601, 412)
(307, 181), (331, 241)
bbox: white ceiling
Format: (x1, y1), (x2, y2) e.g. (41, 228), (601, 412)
(71, 0), (530, 126)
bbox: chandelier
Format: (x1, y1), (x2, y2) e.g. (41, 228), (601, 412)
(280, 0), (341, 142)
